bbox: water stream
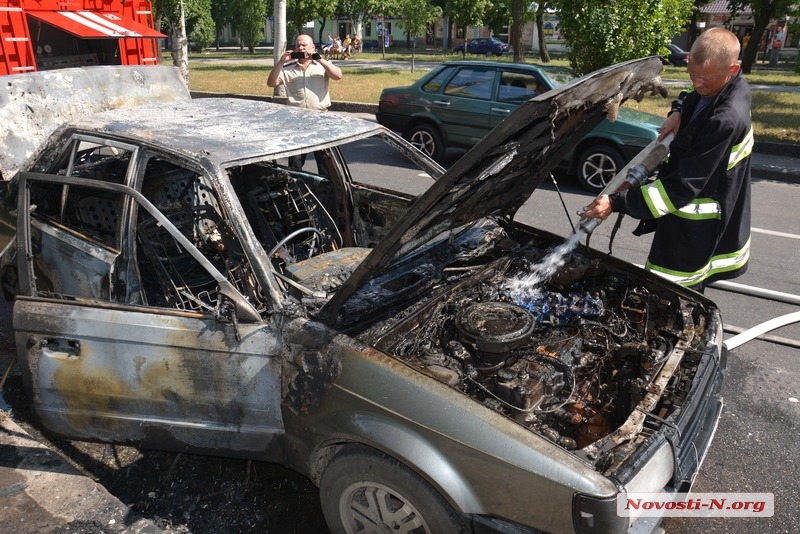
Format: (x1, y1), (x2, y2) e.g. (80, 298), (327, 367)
(507, 229), (587, 301)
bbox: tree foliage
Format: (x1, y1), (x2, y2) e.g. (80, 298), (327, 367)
(396, 0), (442, 69)
(187, 0), (215, 51)
(285, 0), (319, 41)
(230, 0), (268, 52)
(484, 0), (513, 39)
(554, 0), (695, 74)
(314, 0), (337, 44)
(210, 0), (235, 49)
(445, 0), (491, 29)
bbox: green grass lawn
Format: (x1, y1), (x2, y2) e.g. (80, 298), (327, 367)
(186, 53), (800, 145)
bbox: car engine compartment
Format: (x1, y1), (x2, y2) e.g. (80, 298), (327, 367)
(303, 220), (715, 469)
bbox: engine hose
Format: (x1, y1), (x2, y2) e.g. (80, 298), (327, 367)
(607, 213), (626, 255)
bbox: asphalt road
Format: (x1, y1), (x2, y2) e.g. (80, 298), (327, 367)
(1, 143), (798, 533)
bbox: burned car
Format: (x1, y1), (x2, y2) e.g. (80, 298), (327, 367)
(0, 61), (725, 534)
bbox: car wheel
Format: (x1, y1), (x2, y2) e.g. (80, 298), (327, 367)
(320, 446), (469, 534)
(407, 124), (445, 161)
(576, 144), (624, 193)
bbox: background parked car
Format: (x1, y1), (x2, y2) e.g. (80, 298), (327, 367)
(663, 43), (689, 66)
(376, 60), (663, 192)
(452, 37), (509, 56)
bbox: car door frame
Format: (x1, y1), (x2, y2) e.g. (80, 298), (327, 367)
(430, 64), (497, 149)
(14, 165), (286, 458)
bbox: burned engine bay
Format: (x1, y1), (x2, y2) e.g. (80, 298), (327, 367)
(327, 220), (715, 469)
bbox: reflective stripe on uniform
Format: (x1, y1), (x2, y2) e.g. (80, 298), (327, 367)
(729, 126), (754, 170)
(642, 126), (752, 219)
(674, 198), (721, 220)
(641, 181), (720, 220)
(645, 236), (751, 286)
(641, 180), (676, 218)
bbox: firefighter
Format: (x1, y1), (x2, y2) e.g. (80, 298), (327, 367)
(581, 28), (752, 292)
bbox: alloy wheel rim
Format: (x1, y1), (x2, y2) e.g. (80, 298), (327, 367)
(338, 481), (431, 533)
(582, 153), (618, 190)
(410, 131), (435, 157)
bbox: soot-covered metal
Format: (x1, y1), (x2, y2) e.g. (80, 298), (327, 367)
(331, 222), (709, 469)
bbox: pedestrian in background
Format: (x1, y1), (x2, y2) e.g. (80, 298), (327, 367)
(581, 27), (752, 292)
(267, 34), (342, 112)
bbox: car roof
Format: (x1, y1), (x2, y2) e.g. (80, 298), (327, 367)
(65, 98), (387, 168)
(442, 60), (531, 67)
(1, 65), (190, 180)
(439, 60), (569, 74)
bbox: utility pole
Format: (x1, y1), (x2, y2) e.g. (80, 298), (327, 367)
(273, 0), (287, 97)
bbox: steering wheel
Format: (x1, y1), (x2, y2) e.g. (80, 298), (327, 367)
(268, 227), (325, 260)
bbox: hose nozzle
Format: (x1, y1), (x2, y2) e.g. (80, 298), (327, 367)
(576, 133), (674, 235)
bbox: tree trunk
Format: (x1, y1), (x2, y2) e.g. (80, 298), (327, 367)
(741, 14), (772, 74)
(536, 5), (549, 62)
(169, 0), (188, 83)
(511, 0), (523, 62)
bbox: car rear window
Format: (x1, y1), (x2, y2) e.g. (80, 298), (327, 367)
(539, 66), (577, 87)
(443, 67), (496, 100)
(498, 72), (543, 103)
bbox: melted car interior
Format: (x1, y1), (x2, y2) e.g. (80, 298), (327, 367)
(23, 136), (412, 317)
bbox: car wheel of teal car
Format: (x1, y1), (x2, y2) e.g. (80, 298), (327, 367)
(407, 124), (444, 162)
(577, 144), (624, 193)
(320, 447), (469, 534)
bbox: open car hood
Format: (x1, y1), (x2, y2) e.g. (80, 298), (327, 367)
(323, 57), (665, 323)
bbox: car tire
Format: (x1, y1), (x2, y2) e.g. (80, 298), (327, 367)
(576, 144), (624, 193)
(407, 123), (445, 161)
(319, 446), (469, 534)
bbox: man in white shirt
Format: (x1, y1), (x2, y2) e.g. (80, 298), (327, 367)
(267, 34), (343, 112)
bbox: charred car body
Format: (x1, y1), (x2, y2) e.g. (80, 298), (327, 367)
(0, 61), (725, 534)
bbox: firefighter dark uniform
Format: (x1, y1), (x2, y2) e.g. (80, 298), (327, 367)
(609, 71), (753, 289)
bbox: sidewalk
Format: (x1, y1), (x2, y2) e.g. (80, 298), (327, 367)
(0, 414), (162, 534)
(750, 151), (800, 184)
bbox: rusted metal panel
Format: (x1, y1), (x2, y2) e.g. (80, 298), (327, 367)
(281, 319), (344, 415)
(14, 297), (284, 452)
(0, 65), (190, 180)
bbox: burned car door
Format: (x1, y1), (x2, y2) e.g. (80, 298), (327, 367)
(13, 142), (284, 455)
